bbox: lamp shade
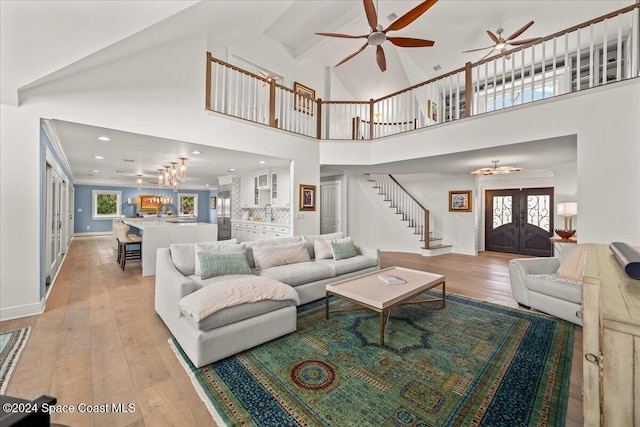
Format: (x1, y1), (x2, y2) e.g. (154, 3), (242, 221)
(557, 202), (577, 216)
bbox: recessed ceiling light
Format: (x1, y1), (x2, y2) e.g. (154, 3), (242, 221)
(205, 184), (210, 187)
(191, 150), (201, 155)
(113, 170), (125, 173)
(259, 160), (266, 164)
(92, 170), (99, 173)
(433, 64), (442, 71)
(94, 155), (104, 159)
(97, 136), (111, 141)
(228, 168), (236, 172)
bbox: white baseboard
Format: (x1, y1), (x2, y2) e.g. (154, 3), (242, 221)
(74, 231), (111, 236)
(0, 299), (45, 321)
(379, 247), (423, 255)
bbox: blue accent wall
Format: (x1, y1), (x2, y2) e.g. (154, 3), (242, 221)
(74, 184), (216, 233)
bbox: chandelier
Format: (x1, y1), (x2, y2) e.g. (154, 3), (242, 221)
(471, 160), (523, 176)
(134, 157), (187, 191)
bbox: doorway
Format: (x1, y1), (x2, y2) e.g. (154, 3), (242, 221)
(484, 188), (554, 256)
(320, 181), (341, 234)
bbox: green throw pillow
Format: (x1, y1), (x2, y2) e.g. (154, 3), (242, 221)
(198, 251), (251, 279)
(331, 240), (358, 260)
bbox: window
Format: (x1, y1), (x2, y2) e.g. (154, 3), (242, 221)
(178, 193), (198, 217)
(92, 190), (121, 220)
(476, 67), (566, 114)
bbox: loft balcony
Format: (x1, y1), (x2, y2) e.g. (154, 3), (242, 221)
(206, 4), (639, 141)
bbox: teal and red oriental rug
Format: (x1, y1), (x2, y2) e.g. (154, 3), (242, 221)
(171, 293), (574, 426)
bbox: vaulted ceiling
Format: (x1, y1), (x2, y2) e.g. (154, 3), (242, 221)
(1, 1), (631, 187)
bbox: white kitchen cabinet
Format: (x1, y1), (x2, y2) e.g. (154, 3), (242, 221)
(270, 168), (290, 207)
(276, 168), (290, 207)
(232, 221), (291, 242)
(241, 175), (256, 208)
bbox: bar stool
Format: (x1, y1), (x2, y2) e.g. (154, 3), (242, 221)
(113, 223), (142, 270)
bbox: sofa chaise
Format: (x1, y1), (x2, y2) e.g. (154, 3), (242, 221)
(155, 232), (379, 367)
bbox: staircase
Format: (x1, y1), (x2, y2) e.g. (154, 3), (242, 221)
(366, 174), (452, 256)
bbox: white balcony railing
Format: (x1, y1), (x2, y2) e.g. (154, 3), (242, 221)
(206, 3), (640, 140)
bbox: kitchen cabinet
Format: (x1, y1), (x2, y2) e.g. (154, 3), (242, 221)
(231, 221), (291, 243)
(271, 168), (290, 207)
(240, 175), (254, 208)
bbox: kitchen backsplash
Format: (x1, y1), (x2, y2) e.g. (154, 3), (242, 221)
(230, 176), (290, 224)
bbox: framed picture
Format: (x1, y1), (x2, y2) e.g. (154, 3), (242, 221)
(294, 82), (316, 116)
(299, 184), (316, 211)
(428, 100), (438, 122)
(449, 190), (472, 212)
(210, 196), (217, 210)
(139, 194), (161, 212)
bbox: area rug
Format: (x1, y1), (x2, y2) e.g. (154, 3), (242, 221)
(171, 294), (574, 426)
(0, 327), (30, 394)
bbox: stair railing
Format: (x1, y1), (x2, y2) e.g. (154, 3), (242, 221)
(366, 174), (431, 249)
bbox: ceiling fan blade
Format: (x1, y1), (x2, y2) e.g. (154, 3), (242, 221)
(508, 37), (541, 46)
(506, 21), (534, 41)
(384, 0), (438, 33)
(376, 45), (387, 72)
(316, 32), (367, 39)
(387, 37), (434, 48)
(363, 0), (378, 31)
(486, 30), (499, 43)
(479, 49), (495, 61)
(335, 43), (369, 67)
(462, 45), (494, 53)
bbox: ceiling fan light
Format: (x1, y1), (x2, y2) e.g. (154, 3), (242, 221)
(494, 42), (506, 50)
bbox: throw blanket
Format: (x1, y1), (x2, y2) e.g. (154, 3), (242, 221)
(179, 277), (300, 322)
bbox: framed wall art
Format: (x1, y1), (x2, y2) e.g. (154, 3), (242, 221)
(139, 194), (162, 212)
(210, 196), (217, 210)
(449, 190), (472, 212)
(294, 82), (316, 116)
(299, 184), (316, 211)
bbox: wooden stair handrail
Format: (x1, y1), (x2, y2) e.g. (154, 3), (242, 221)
(388, 174), (430, 250)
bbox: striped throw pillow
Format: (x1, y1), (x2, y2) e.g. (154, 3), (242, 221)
(198, 251), (251, 279)
(331, 240), (358, 260)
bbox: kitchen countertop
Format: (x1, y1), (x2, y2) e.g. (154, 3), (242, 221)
(231, 219), (291, 227)
(123, 219), (216, 230)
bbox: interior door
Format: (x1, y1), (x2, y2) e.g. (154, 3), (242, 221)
(485, 188), (553, 256)
(320, 181), (341, 234)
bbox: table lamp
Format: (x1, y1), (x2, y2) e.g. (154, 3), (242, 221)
(557, 202), (577, 231)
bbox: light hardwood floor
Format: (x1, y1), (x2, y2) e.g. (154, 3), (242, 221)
(0, 236), (583, 426)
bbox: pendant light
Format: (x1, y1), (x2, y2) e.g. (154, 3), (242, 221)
(179, 157), (187, 182)
(471, 160), (523, 176)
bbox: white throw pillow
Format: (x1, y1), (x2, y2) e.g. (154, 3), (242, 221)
(194, 242), (246, 276)
(253, 241), (310, 270)
(314, 240), (333, 260)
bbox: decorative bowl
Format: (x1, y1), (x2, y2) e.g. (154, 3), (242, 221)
(555, 229), (576, 239)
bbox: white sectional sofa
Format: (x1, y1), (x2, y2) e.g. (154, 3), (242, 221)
(155, 232), (379, 367)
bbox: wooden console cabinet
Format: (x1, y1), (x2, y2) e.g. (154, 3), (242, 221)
(582, 244), (640, 426)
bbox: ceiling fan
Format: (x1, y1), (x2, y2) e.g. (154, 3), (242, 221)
(463, 21), (541, 60)
(258, 70), (280, 87)
(316, 0), (438, 72)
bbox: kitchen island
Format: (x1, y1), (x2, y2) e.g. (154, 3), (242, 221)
(121, 219), (217, 276)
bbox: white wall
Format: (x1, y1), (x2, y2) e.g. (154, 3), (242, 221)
(394, 173), (477, 255)
(0, 35), (321, 319)
(346, 174), (426, 253)
(321, 80), (640, 246)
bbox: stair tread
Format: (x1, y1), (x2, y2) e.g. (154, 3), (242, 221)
(424, 244), (453, 250)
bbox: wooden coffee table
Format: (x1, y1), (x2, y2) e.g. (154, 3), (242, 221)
(325, 266), (446, 346)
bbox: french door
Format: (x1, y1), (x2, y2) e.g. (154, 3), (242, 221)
(485, 188), (554, 256)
